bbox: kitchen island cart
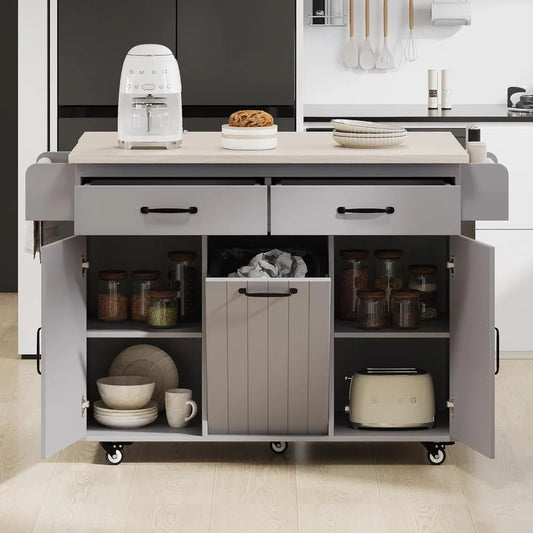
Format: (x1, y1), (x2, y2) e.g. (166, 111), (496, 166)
(26, 132), (508, 464)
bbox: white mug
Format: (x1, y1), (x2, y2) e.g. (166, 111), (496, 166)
(467, 141), (487, 164)
(165, 388), (198, 428)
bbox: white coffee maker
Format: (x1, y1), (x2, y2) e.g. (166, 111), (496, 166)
(117, 44), (183, 149)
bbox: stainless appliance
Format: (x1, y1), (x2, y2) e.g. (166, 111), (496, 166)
(345, 368), (435, 429)
(117, 44), (182, 149)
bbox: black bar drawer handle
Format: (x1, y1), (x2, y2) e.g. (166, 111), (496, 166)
(238, 288), (298, 298)
(337, 207), (395, 214)
(140, 207), (198, 214)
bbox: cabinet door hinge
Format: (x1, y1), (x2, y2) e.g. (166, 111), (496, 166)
(81, 255), (89, 277)
(446, 256), (455, 278)
(81, 396), (90, 417)
(447, 395), (455, 416)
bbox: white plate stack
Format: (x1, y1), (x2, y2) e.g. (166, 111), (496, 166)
(93, 400), (159, 429)
(331, 119), (407, 148)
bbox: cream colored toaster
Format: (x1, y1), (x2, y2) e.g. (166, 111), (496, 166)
(345, 368), (435, 429)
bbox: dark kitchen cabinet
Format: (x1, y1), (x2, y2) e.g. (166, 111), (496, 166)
(177, 0), (295, 106)
(58, 0), (176, 106)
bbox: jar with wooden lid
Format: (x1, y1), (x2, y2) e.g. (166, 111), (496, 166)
(130, 270), (160, 322)
(147, 288), (179, 328)
(374, 249), (404, 315)
(356, 289), (386, 329)
(338, 249), (369, 320)
(390, 289), (421, 329)
(168, 251), (197, 321)
(408, 265), (438, 320)
(98, 270), (128, 322)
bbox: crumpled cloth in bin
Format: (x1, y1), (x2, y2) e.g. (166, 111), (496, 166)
(229, 249), (308, 278)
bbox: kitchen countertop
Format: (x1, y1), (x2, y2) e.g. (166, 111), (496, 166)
(69, 131), (468, 165)
(304, 104), (533, 123)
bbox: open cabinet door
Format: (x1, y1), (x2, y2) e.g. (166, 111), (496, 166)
(41, 236), (87, 458)
(450, 236), (495, 458)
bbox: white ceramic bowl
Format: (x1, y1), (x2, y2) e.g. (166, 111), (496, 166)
(96, 376), (155, 410)
(221, 124), (277, 150)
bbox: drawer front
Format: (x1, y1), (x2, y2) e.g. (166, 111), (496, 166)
(75, 185), (267, 235)
(270, 185), (461, 235)
(206, 278), (331, 435)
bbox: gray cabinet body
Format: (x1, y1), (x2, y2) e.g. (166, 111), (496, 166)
(28, 159), (507, 460)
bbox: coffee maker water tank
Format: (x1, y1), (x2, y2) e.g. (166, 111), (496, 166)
(118, 44), (183, 149)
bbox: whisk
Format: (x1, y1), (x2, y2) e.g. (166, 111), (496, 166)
(405, 0), (418, 62)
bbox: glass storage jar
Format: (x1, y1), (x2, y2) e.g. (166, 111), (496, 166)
(130, 270), (160, 322)
(408, 265), (438, 320)
(168, 251), (197, 321)
(338, 249), (369, 320)
(98, 270), (128, 322)
(374, 249), (404, 315)
(147, 288), (179, 328)
(356, 289), (386, 329)
(390, 289), (421, 329)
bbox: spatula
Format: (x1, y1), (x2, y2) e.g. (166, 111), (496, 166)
(343, 0), (358, 69)
(376, 0), (394, 69)
(359, 0), (376, 71)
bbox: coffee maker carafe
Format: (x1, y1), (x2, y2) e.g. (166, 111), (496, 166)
(118, 44), (182, 149)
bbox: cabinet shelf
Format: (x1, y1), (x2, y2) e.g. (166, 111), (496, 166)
(333, 412), (450, 442)
(334, 316), (450, 339)
(86, 319), (202, 339)
(86, 414), (203, 441)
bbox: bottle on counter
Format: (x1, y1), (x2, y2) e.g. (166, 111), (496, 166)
(338, 249), (369, 320)
(130, 270), (160, 321)
(441, 69), (452, 110)
(98, 270), (128, 322)
(428, 69), (439, 110)
(408, 265), (438, 320)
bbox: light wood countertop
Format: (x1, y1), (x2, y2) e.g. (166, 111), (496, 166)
(68, 131), (469, 165)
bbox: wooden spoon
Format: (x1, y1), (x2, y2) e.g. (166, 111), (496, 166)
(343, 0), (358, 69)
(359, 0), (376, 71)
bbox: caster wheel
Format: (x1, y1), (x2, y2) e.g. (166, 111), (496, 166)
(270, 441), (288, 454)
(106, 449), (123, 465)
(427, 448), (446, 465)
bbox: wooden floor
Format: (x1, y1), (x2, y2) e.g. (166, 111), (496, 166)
(1, 293), (533, 532)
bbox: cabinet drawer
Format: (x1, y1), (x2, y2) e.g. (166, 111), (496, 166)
(206, 278), (331, 435)
(270, 185), (461, 235)
(74, 185), (267, 235)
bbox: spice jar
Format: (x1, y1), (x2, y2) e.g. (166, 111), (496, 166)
(130, 270), (160, 322)
(374, 249), (404, 315)
(168, 251), (197, 321)
(147, 288), (178, 328)
(408, 265), (438, 320)
(338, 250), (369, 320)
(390, 289), (421, 329)
(98, 270), (128, 322)
(356, 289), (386, 329)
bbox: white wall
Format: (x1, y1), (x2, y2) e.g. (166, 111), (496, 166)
(303, 0), (533, 105)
